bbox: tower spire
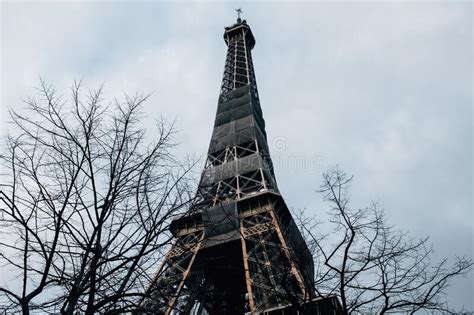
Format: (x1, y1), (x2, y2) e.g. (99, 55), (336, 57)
(235, 7), (243, 23)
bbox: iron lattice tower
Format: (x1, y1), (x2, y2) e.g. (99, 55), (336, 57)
(143, 18), (340, 315)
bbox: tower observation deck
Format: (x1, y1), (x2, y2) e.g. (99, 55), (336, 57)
(142, 17), (342, 315)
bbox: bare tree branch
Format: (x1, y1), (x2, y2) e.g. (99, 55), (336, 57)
(0, 80), (194, 314)
(295, 167), (473, 314)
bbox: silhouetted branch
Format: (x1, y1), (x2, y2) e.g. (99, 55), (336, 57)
(295, 167), (472, 314)
(0, 80), (194, 314)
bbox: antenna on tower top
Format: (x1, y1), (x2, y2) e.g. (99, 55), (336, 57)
(235, 8), (243, 23)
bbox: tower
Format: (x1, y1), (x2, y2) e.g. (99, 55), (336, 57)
(143, 17), (340, 314)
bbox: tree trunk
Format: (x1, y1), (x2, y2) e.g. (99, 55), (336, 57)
(21, 302), (29, 315)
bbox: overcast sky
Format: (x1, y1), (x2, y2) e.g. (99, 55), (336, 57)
(1, 1), (472, 310)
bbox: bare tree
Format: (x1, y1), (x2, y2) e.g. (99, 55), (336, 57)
(296, 167), (472, 314)
(0, 80), (194, 314)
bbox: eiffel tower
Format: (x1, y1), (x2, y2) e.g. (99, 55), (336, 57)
(143, 16), (341, 315)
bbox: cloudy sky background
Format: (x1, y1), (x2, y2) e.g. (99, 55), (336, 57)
(1, 1), (472, 310)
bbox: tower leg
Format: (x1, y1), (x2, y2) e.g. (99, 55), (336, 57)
(269, 210), (309, 300)
(240, 223), (257, 313)
(144, 231), (203, 314)
(240, 208), (309, 312)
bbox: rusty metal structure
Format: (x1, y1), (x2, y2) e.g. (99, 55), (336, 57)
(144, 17), (341, 314)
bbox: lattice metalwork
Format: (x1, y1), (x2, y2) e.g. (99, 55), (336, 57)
(205, 140), (258, 168)
(144, 231), (204, 314)
(240, 207), (309, 312)
(195, 169), (272, 209)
